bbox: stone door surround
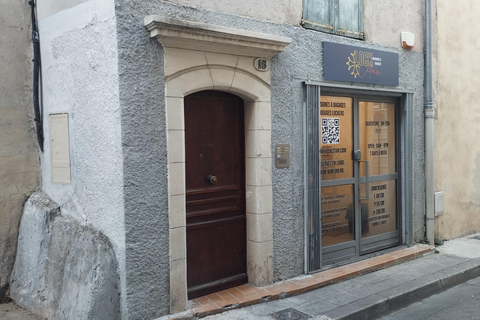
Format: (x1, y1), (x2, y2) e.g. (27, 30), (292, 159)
(145, 16), (291, 313)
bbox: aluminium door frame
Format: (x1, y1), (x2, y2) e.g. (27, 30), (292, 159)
(303, 82), (414, 274)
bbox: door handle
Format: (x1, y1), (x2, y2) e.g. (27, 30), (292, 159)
(359, 160), (369, 200)
(206, 175), (217, 185)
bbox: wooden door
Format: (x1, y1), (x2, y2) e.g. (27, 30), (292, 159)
(184, 90), (247, 299)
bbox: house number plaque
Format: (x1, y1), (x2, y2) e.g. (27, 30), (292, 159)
(254, 58), (269, 72)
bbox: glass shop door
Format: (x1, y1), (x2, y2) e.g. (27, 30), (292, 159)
(320, 95), (399, 265)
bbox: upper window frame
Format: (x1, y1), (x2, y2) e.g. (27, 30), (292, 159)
(302, 0), (364, 40)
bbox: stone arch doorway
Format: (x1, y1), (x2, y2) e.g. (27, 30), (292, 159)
(164, 52), (275, 312)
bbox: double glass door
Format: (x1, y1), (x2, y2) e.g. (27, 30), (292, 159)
(320, 95), (399, 265)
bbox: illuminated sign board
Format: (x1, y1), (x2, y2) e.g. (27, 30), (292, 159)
(323, 42), (399, 86)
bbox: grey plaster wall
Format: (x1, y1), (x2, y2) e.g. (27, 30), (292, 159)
(0, 0), (40, 298)
(10, 192), (120, 320)
(114, 2), (170, 318)
(165, 0), (303, 25)
(115, 5), (425, 316)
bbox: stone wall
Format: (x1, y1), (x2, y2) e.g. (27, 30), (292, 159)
(0, 0), (40, 298)
(10, 192), (120, 320)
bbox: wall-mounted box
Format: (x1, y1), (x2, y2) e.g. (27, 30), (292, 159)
(435, 191), (443, 216)
(275, 144), (290, 168)
(50, 113), (71, 184)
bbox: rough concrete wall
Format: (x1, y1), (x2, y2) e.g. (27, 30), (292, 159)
(166, 0), (303, 25)
(10, 192), (120, 320)
(116, 3), (425, 307)
(364, 0), (424, 53)
(37, 0), (128, 316)
(402, 50), (427, 243)
(0, 0), (40, 297)
(434, 0), (480, 240)
(114, 2), (170, 318)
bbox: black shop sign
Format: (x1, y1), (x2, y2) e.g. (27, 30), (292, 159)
(323, 42), (399, 86)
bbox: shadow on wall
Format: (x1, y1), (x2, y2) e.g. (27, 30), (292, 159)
(9, 192), (120, 320)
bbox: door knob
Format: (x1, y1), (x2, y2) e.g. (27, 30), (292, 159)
(207, 175), (217, 184)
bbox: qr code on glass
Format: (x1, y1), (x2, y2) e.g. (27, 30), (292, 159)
(322, 118), (340, 144)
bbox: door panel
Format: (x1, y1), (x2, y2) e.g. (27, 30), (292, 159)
(321, 184), (355, 247)
(358, 101), (398, 253)
(358, 101), (396, 177)
(360, 180), (397, 238)
(320, 96), (357, 263)
(184, 91), (247, 299)
(320, 96), (354, 181)
(320, 95), (400, 265)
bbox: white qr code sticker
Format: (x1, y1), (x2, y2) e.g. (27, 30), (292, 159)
(322, 118), (340, 144)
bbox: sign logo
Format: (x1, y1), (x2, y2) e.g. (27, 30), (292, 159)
(346, 50), (381, 78)
(323, 42), (398, 86)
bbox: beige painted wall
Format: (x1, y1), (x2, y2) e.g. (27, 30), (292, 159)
(167, 0), (303, 25)
(0, 1), (40, 294)
(434, 0), (480, 239)
(364, 0), (424, 52)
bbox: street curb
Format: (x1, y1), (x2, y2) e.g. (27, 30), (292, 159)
(318, 257), (480, 320)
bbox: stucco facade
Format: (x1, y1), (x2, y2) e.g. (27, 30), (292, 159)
(9, 0), (428, 319)
(35, 0), (128, 316)
(434, 0), (480, 240)
(0, 0), (40, 297)
(363, 0), (424, 53)
(168, 0), (303, 25)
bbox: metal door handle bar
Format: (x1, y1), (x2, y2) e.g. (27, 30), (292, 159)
(359, 160), (369, 200)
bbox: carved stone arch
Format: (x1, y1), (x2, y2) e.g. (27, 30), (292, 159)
(166, 64), (270, 102)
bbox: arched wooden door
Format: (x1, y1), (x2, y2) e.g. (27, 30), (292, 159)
(184, 90), (247, 299)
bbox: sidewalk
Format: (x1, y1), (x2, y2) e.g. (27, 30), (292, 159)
(3, 233), (480, 320)
(159, 232), (480, 320)
(0, 300), (43, 320)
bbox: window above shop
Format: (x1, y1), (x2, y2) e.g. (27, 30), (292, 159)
(302, 0), (364, 39)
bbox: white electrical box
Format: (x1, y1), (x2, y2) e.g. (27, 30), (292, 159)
(50, 113), (71, 184)
(434, 191), (444, 216)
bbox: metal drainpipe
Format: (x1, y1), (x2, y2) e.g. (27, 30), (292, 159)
(425, 0), (435, 245)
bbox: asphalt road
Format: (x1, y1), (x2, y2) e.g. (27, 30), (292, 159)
(378, 276), (480, 320)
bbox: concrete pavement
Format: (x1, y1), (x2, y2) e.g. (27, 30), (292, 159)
(0, 300), (43, 320)
(198, 232), (480, 320)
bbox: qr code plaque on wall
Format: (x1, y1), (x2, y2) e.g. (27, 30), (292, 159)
(322, 118), (340, 144)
